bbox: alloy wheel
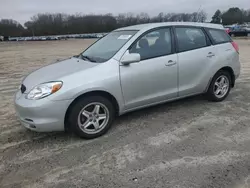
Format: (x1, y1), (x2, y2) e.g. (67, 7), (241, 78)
(77, 102), (109, 134)
(213, 75), (229, 99)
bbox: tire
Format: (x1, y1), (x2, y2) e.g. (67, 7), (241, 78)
(206, 70), (232, 102)
(68, 96), (115, 139)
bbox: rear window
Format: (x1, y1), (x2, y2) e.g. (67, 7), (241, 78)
(208, 29), (232, 44)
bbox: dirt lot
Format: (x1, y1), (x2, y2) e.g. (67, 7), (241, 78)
(0, 39), (250, 188)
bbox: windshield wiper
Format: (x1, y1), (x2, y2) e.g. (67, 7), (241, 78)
(72, 55), (79, 58)
(80, 55), (96, 62)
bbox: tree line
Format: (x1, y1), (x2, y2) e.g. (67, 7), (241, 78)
(0, 7), (249, 37)
(211, 7), (250, 24)
(0, 11), (207, 37)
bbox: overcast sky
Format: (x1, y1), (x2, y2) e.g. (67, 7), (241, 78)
(0, 0), (249, 24)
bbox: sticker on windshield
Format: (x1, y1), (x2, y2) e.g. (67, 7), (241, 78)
(118, 35), (132, 40)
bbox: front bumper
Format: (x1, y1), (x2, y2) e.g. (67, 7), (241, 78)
(14, 91), (73, 132)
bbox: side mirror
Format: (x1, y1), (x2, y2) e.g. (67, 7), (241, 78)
(121, 53), (140, 65)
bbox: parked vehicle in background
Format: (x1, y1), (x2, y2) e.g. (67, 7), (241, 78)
(9, 37), (19, 41)
(15, 22), (241, 139)
(3, 32), (107, 42)
(46, 36), (59, 40)
(25, 37), (32, 41)
(0, 36), (3, 41)
(242, 27), (250, 36)
(18, 37), (27, 41)
(58, 36), (68, 40)
(228, 25), (250, 37)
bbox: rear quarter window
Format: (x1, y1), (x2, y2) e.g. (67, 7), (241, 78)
(207, 29), (232, 44)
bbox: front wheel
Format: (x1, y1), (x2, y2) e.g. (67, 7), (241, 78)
(68, 96), (115, 139)
(206, 71), (231, 102)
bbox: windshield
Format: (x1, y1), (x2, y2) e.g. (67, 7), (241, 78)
(80, 30), (138, 63)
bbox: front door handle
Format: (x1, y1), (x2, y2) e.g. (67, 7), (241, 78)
(207, 52), (215, 58)
(165, 60), (177, 66)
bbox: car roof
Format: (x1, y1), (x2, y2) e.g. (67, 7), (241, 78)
(115, 22), (224, 31)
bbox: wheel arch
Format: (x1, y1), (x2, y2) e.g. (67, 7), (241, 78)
(205, 66), (235, 92)
(64, 90), (120, 132)
(219, 66), (235, 87)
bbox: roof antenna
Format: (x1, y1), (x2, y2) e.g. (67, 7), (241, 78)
(197, 5), (202, 14)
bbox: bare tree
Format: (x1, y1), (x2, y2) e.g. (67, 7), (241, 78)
(4, 7), (250, 37)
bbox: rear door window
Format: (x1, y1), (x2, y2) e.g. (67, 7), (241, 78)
(207, 29), (232, 44)
(175, 27), (208, 53)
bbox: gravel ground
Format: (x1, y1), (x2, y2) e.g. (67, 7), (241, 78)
(0, 39), (250, 188)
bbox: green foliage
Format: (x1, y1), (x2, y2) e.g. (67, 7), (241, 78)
(211, 10), (222, 24)
(0, 19), (24, 37)
(221, 7), (250, 25)
(211, 8), (250, 25)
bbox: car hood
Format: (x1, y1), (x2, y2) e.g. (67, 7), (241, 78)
(22, 57), (99, 93)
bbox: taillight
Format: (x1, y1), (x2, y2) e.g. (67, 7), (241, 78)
(231, 41), (239, 53)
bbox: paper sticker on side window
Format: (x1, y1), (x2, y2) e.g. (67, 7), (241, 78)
(118, 35), (132, 40)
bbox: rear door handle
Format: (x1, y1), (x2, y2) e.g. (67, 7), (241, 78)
(207, 52), (215, 58)
(165, 60), (177, 66)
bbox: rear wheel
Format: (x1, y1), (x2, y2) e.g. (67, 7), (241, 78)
(206, 71), (231, 102)
(68, 96), (115, 139)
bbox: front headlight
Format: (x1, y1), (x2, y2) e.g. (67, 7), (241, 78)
(26, 81), (63, 100)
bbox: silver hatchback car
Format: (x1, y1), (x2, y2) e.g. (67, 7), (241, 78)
(15, 22), (241, 139)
